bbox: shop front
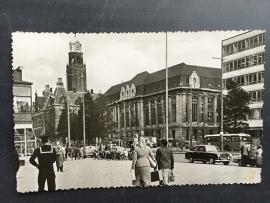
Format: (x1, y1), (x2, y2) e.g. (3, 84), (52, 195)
(14, 124), (36, 159)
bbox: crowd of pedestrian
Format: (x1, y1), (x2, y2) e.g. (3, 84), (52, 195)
(240, 142), (262, 167)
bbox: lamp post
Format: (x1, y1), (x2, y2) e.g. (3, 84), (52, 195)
(180, 81), (193, 149)
(80, 77), (86, 152)
(65, 73), (84, 148)
(212, 56), (224, 151)
(165, 32), (169, 142)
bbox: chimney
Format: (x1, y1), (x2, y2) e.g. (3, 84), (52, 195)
(45, 85), (50, 91)
(43, 85), (50, 97)
(91, 89), (93, 94)
(50, 88), (52, 92)
(56, 77), (63, 87)
(13, 66), (23, 81)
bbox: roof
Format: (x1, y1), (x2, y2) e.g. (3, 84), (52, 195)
(104, 63), (221, 96)
(13, 80), (33, 85)
(104, 71), (149, 96)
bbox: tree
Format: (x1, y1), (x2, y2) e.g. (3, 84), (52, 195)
(77, 92), (109, 145)
(223, 79), (250, 133)
(57, 102), (79, 145)
(56, 103), (68, 141)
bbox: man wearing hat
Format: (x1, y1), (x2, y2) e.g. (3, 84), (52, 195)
(29, 134), (57, 191)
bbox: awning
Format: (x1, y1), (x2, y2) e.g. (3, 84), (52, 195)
(14, 123), (33, 129)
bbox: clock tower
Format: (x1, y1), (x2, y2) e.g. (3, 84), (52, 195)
(66, 41), (87, 93)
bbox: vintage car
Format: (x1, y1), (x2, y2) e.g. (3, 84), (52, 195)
(185, 145), (231, 165)
(83, 145), (97, 157)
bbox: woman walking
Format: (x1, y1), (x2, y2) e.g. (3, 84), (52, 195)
(131, 137), (156, 187)
(56, 144), (65, 172)
(248, 145), (257, 167)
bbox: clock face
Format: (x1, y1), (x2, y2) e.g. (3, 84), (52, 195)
(75, 41), (80, 50)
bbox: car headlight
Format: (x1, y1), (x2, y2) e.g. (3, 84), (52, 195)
(217, 154), (220, 158)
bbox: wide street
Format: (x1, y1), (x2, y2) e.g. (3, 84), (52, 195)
(17, 153), (261, 193)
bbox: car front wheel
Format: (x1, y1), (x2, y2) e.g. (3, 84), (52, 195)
(208, 157), (215, 164)
(188, 157), (194, 163)
(223, 161), (230, 165)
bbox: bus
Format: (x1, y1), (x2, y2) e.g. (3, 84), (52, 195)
(202, 133), (252, 151)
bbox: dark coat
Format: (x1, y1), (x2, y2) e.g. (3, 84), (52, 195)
(156, 146), (174, 170)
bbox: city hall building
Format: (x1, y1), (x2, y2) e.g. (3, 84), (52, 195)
(222, 30), (265, 143)
(32, 41), (87, 143)
(104, 63), (222, 147)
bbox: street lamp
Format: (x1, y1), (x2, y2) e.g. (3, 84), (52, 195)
(212, 56), (224, 151)
(65, 73), (84, 148)
(80, 77), (87, 153)
(180, 81), (193, 149)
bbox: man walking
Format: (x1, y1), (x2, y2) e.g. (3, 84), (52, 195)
(29, 134), (56, 191)
(241, 142), (250, 166)
(156, 138), (174, 185)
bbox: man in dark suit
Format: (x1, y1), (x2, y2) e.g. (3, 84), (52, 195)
(29, 134), (56, 191)
(156, 138), (174, 185)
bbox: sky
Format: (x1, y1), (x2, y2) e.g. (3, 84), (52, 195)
(12, 31), (245, 97)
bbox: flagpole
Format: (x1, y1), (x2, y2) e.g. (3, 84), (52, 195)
(165, 32), (169, 142)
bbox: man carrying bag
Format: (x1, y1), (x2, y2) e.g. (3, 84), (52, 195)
(156, 138), (174, 185)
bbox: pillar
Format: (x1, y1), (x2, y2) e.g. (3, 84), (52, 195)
(203, 94), (208, 124)
(169, 96), (172, 124)
(182, 94), (186, 123)
(213, 95), (217, 126)
(197, 94), (202, 124)
(155, 98), (158, 125)
(129, 103), (132, 128)
(140, 99), (145, 136)
(188, 93), (192, 124)
(123, 103), (126, 137)
(176, 93), (180, 123)
(117, 106), (121, 131)
(161, 97), (165, 125)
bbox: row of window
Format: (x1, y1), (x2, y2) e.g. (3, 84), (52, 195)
(223, 52), (265, 73)
(14, 96), (32, 113)
(223, 33), (265, 57)
(249, 90), (264, 103)
(122, 105), (219, 127)
(223, 71), (264, 87)
(249, 108), (263, 119)
(204, 136), (249, 142)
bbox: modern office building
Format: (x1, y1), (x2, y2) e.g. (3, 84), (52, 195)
(222, 30), (265, 143)
(13, 66), (35, 157)
(104, 63), (222, 147)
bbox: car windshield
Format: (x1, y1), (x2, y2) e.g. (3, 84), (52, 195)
(206, 146), (220, 152)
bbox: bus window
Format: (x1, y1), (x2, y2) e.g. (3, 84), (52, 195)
(231, 137), (235, 142)
(226, 137), (232, 141)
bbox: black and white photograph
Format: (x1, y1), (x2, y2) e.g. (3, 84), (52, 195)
(13, 31), (264, 193)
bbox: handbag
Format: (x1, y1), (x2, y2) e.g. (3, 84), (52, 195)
(169, 171), (175, 182)
(151, 171), (160, 182)
(147, 156), (157, 168)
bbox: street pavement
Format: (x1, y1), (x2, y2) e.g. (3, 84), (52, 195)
(17, 154), (261, 193)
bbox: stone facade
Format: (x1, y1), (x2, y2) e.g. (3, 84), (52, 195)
(32, 79), (83, 139)
(104, 63), (222, 146)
